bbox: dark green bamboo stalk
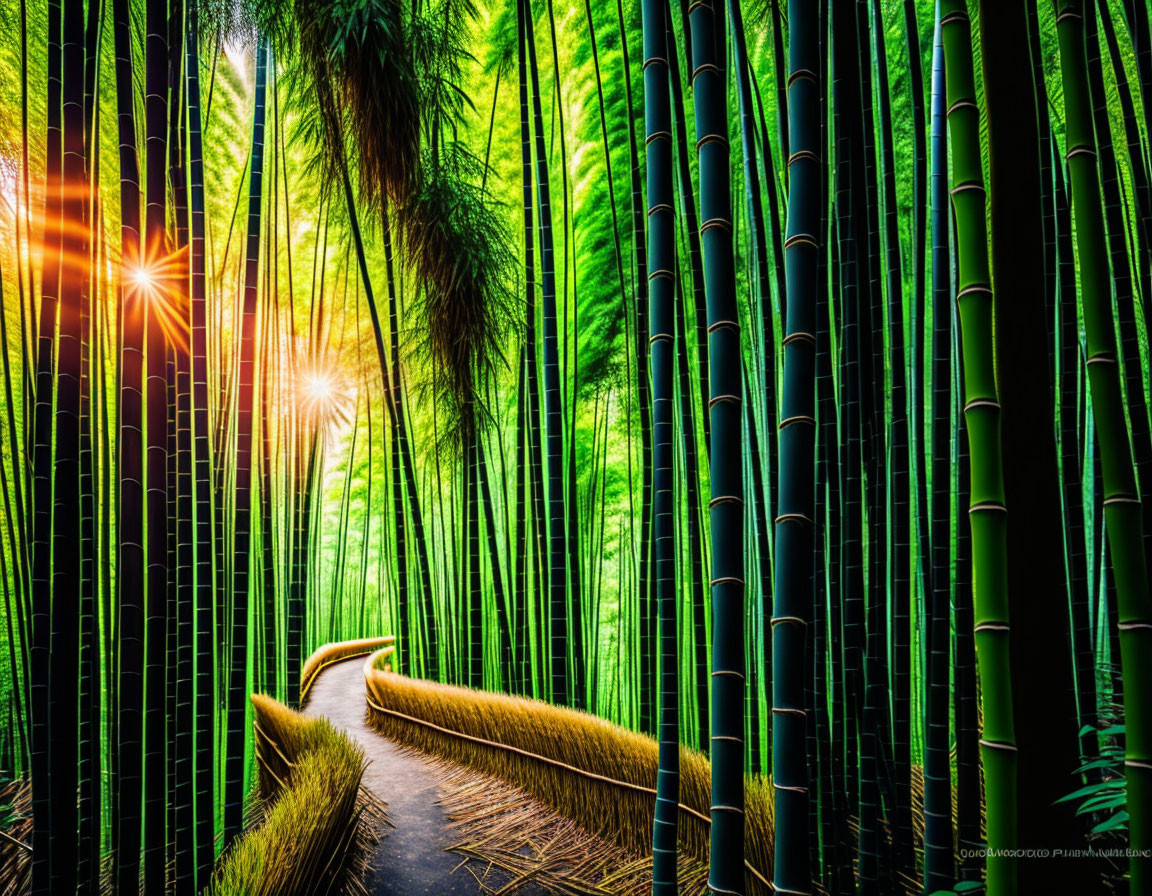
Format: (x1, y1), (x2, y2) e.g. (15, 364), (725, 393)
(385, 217), (439, 681)
(952, 265), (981, 880)
(741, 357), (770, 776)
(164, 346), (179, 883)
(982, 2), (1094, 890)
(614, 0), (657, 734)
(867, 0), (914, 877)
(1121, 0), (1152, 242)
(688, 1), (745, 890)
(665, 18), (710, 753)
(465, 419), (483, 687)
(165, 4), (198, 887)
(514, 347), (529, 693)
(0, 204), (30, 786)
(141, 2), (171, 888)
(904, 0), (930, 626)
(1052, 137), (1097, 746)
(1100, 4), (1152, 376)
(259, 293), (278, 700)
(941, 4), (1017, 892)
(521, 0), (572, 709)
(478, 430), (513, 689)
(41, 0), (86, 887)
(357, 366), (373, 636)
(76, 10), (101, 888)
(514, 2), (539, 695)
(729, 0), (776, 782)
(673, 249), (709, 755)
(668, 2), (709, 453)
(1055, 3), (1152, 888)
(810, 23), (841, 874)
(111, 0), (144, 884)
(851, 5), (892, 886)
(224, 37), (268, 847)
(1087, 5), (1152, 595)
(833, 0), (866, 863)
(730, 0), (774, 497)
(185, 4), (217, 879)
(28, 0), (64, 884)
(641, 0), (678, 885)
(772, 2), (819, 892)
(923, 6), (953, 889)
(288, 431), (316, 696)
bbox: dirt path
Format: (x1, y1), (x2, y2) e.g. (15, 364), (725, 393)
(302, 656), (548, 896)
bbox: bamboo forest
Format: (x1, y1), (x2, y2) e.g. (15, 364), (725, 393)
(5, 0), (1152, 893)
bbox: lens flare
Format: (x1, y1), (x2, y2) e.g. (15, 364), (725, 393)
(130, 266), (154, 292)
(121, 243), (190, 352)
(305, 374), (334, 404)
(295, 350), (354, 429)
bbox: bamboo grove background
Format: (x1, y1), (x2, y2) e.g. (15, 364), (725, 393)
(1, 0), (1151, 893)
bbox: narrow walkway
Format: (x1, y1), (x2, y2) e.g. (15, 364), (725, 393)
(302, 656), (547, 896)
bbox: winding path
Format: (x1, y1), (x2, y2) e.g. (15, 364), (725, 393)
(302, 656), (548, 896)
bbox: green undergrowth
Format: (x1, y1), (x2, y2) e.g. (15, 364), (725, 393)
(364, 659), (774, 893)
(209, 695), (380, 896)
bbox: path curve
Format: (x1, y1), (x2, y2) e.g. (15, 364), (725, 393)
(302, 655), (548, 896)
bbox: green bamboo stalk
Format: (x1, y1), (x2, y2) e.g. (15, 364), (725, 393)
(184, 6), (218, 879)
(1055, 3), (1152, 890)
(28, 0), (64, 883)
(941, 4), (1017, 893)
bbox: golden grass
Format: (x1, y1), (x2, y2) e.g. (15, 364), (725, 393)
(429, 752), (711, 895)
(210, 695), (385, 896)
(0, 777), (31, 895)
(363, 658), (773, 894)
(300, 636), (395, 706)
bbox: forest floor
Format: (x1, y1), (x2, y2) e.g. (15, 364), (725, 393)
(303, 657), (553, 895)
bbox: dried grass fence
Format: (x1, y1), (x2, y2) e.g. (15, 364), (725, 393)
(299, 636), (396, 706)
(362, 648), (774, 895)
(209, 694), (385, 895)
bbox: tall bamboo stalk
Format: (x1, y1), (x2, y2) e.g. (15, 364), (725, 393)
(641, 0), (678, 886)
(772, 1), (820, 891)
(942, 4), (1017, 892)
(688, 1), (745, 890)
(111, 0), (144, 884)
(981, 2), (1092, 889)
(1056, 3), (1152, 889)
(224, 37), (268, 846)
(27, 0), (64, 884)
